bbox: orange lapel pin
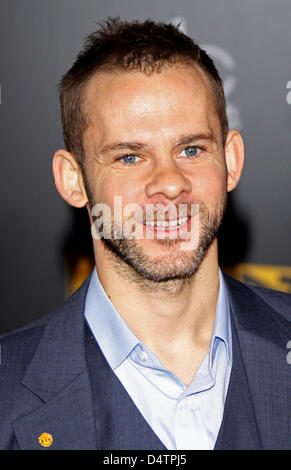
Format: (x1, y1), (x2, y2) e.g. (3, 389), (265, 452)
(38, 433), (53, 447)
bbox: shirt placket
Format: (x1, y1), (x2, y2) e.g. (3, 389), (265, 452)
(174, 395), (210, 450)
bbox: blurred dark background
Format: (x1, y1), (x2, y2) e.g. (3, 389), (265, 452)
(1, 0), (291, 333)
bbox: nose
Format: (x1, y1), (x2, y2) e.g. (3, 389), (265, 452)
(145, 158), (192, 200)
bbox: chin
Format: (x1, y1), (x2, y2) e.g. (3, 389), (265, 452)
(101, 200), (224, 284)
(102, 234), (211, 283)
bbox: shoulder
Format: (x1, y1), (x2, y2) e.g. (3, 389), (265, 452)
(0, 310), (58, 382)
(223, 272), (291, 322)
(247, 284), (291, 321)
(0, 298), (64, 344)
(0, 274), (91, 374)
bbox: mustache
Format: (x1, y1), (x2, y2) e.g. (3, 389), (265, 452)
(91, 200), (203, 224)
(128, 202), (201, 224)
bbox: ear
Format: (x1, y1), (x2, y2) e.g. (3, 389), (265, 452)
(52, 149), (88, 208)
(224, 130), (245, 192)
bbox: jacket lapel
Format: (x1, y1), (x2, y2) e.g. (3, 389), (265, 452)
(85, 324), (166, 450)
(222, 274), (291, 449)
(13, 278), (97, 450)
(13, 371), (96, 450)
(214, 322), (262, 449)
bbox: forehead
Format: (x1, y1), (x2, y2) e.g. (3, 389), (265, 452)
(82, 63), (219, 144)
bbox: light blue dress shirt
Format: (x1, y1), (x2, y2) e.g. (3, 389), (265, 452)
(85, 268), (232, 450)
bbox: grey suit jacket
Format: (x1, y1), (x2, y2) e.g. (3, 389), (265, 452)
(0, 273), (290, 450)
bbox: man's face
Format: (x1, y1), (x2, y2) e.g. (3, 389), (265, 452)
(82, 63), (228, 282)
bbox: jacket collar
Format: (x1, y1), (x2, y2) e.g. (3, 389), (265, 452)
(223, 272), (291, 348)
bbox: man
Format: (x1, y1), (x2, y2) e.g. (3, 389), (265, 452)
(0, 18), (290, 450)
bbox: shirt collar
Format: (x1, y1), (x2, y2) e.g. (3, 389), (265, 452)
(85, 268), (139, 369)
(210, 269), (232, 366)
(85, 267), (232, 371)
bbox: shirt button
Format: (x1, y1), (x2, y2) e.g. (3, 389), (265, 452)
(138, 351), (147, 362)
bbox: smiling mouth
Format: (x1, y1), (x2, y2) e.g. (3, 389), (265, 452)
(143, 216), (191, 231)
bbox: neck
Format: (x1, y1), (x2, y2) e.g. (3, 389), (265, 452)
(94, 240), (220, 354)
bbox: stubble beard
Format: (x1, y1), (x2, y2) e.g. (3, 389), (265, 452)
(101, 198), (227, 287)
(82, 168), (227, 290)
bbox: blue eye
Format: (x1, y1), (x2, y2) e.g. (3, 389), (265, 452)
(180, 146), (200, 158)
(119, 154), (140, 165)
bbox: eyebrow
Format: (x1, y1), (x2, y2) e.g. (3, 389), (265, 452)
(100, 132), (217, 154)
(175, 132), (217, 147)
(101, 141), (149, 153)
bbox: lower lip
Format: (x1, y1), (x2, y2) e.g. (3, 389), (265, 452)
(142, 217), (192, 234)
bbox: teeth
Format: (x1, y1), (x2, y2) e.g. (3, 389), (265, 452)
(145, 217), (189, 229)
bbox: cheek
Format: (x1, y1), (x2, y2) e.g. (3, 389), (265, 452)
(94, 172), (142, 208)
(191, 166), (227, 203)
